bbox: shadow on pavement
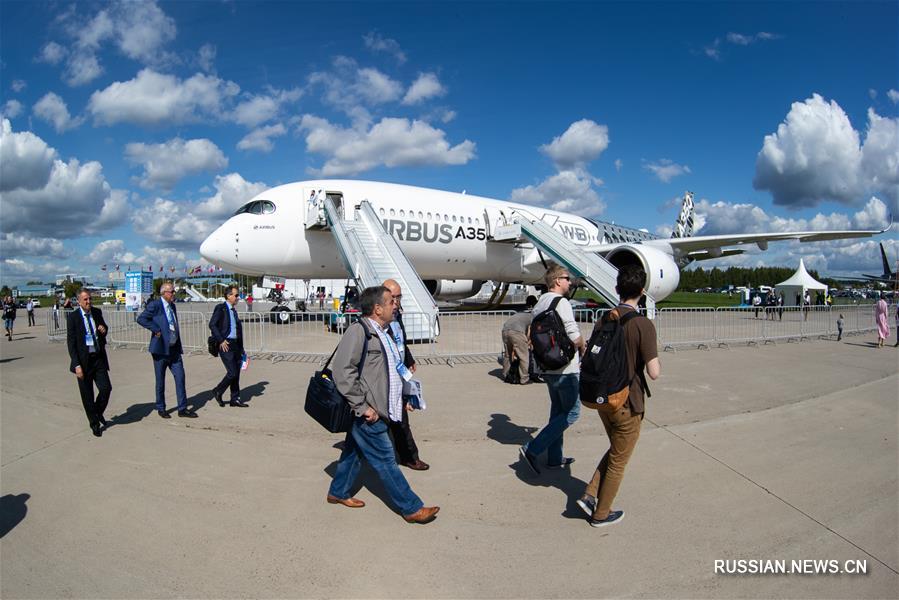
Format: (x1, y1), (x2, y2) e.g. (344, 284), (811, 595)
(0, 493), (30, 538)
(486, 413), (537, 446)
(186, 389), (214, 412)
(108, 403), (156, 427)
(241, 380), (269, 403)
(511, 459), (589, 521)
(0, 357), (23, 364)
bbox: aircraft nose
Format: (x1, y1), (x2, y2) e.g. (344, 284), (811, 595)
(200, 226), (227, 264)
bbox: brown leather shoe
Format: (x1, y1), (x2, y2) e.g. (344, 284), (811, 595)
(326, 495), (365, 508)
(403, 506), (440, 524)
(401, 459), (430, 471)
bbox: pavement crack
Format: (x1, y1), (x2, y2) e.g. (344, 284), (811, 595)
(1, 429), (87, 468)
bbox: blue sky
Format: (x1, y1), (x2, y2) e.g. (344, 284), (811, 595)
(1, 0), (897, 286)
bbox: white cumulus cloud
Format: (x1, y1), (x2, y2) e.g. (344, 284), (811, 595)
(0, 118), (57, 192)
(298, 115), (476, 176)
(693, 195), (889, 236)
(131, 173), (268, 248)
(754, 94), (899, 211)
(644, 158), (691, 183)
(2, 100), (23, 119)
(33, 92), (83, 133)
(888, 89), (899, 104)
(237, 124), (287, 153)
(540, 119), (609, 171)
(402, 73), (446, 105)
(309, 57), (403, 117)
(50, 0), (177, 86)
(231, 88), (301, 128)
(0, 233), (66, 258)
(363, 31), (407, 64)
(37, 42), (67, 65)
(11, 80), (27, 93)
(125, 137), (228, 190)
(510, 170), (606, 218)
(88, 68), (240, 126)
(1, 120), (128, 238)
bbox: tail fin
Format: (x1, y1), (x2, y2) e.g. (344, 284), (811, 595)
(880, 243), (893, 278)
(671, 191), (695, 238)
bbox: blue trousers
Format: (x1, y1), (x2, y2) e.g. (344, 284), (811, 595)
(214, 340), (242, 401)
(329, 417), (424, 516)
(525, 373), (581, 466)
(152, 353), (187, 412)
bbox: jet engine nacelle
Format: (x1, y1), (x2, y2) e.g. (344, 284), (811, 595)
(423, 279), (485, 301)
(604, 245), (680, 301)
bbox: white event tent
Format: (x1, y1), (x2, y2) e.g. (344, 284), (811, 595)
(775, 259), (828, 307)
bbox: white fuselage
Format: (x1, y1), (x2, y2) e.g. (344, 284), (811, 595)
(200, 179), (661, 286)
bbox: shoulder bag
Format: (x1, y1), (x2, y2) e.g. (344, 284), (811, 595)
(304, 321), (370, 433)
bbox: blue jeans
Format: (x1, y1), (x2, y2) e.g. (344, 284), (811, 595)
(152, 354), (187, 411)
(329, 417), (424, 516)
(525, 373), (581, 466)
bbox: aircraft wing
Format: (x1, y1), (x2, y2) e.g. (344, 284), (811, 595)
(662, 227), (889, 256)
(581, 225), (889, 256)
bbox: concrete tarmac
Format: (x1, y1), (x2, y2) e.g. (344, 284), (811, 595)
(1, 310), (897, 598)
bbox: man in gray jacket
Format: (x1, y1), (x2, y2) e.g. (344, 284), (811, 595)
(326, 286), (440, 524)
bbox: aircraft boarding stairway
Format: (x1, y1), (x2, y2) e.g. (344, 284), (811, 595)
(499, 217), (656, 314)
(322, 197), (439, 340)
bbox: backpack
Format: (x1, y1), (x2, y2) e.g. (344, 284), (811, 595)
(529, 296), (576, 371)
(579, 307), (649, 411)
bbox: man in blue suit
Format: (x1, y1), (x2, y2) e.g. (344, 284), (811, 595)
(137, 282), (197, 419)
(208, 285), (248, 407)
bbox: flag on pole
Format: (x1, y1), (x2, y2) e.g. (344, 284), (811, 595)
(101, 264), (107, 271)
(148, 265), (153, 272)
(115, 264), (120, 271)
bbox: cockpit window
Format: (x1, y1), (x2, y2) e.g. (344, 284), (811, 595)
(233, 200), (276, 216)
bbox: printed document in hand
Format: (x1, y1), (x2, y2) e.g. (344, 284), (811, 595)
(402, 379), (425, 410)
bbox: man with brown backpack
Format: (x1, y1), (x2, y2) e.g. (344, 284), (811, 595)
(576, 264), (660, 528)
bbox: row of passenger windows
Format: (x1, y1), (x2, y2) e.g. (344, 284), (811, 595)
(377, 207), (480, 225)
(233, 200), (276, 216)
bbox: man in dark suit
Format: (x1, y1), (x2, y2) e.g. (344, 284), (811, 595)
(137, 282), (197, 419)
(209, 285), (248, 407)
(67, 290), (112, 437)
(382, 279), (429, 471)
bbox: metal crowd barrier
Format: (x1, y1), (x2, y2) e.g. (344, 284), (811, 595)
(47, 308), (70, 341)
(51, 304), (881, 362)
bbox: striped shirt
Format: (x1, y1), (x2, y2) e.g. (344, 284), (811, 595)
(367, 318), (403, 422)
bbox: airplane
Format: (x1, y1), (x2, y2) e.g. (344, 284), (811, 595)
(199, 179), (890, 304)
(833, 242), (898, 287)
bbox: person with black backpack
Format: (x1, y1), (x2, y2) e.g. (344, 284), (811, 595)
(519, 263), (585, 474)
(576, 265), (660, 528)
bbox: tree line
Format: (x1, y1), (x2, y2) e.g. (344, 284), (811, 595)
(678, 266), (848, 291)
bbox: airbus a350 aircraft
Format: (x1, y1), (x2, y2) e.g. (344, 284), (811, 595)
(199, 179), (888, 303)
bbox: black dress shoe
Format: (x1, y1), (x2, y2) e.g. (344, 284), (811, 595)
(158, 410), (171, 419)
(213, 389), (225, 407)
(91, 423), (103, 437)
(229, 400), (249, 407)
(98, 415), (108, 427)
(178, 410), (198, 418)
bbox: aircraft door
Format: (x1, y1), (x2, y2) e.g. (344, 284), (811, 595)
(483, 207), (507, 240)
(326, 192), (344, 220)
(304, 187), (325, 228)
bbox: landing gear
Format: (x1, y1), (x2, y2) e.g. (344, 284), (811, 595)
(269, 306), (291, 324)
